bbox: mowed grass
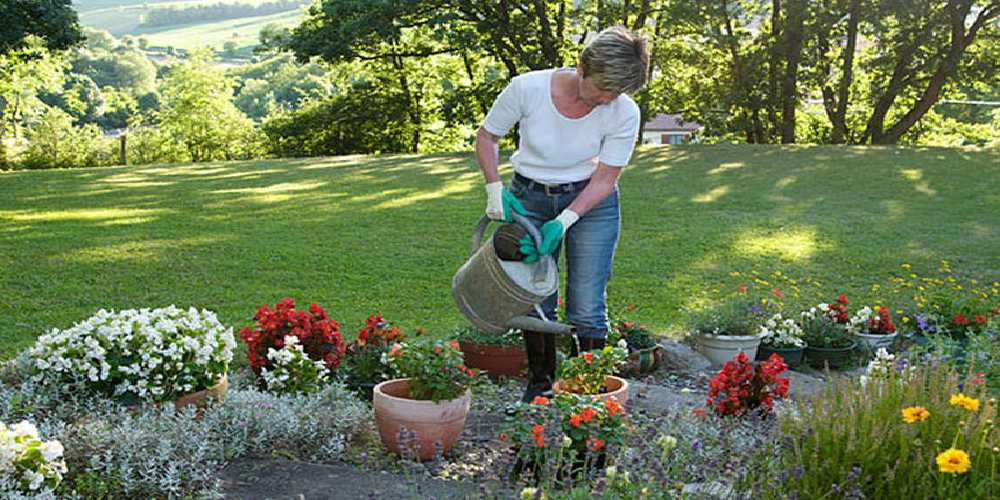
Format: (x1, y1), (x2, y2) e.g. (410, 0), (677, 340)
(1, 145), (998, 359)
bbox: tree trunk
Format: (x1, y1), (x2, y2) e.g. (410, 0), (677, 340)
(779, 0), (805, 143)
(830, 0), (859, 144)
(768, 0), (783, 140)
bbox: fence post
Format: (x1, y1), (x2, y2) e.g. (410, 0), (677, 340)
(119, 134), (127, 165)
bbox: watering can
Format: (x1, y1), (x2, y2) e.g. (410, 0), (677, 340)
(452, 213), (576, 336)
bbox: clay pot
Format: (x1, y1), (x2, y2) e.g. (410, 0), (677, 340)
(373, 378), (471, 461)
(552, 375), (630, 407)
(170, 375), (228, 413)
(618, 345), (664, 377)
(458, 341), (527, 378)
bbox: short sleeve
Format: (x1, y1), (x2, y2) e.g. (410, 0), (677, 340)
(599, 101), (640, 167)
(482, 78), (522, 137)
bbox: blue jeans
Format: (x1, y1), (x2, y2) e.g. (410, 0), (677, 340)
(508, 175), (621, 340)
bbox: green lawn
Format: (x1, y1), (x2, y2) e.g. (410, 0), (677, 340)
(1, 145), (998, 358)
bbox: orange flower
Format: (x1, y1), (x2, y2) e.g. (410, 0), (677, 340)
(570, 414), (583, 428)
(498, 432), (508, 442)
(449, 340), (459, 349)
(772, 288), (783, 299)
(531, 424), (545, 435)
(533, 434), (546, 447)
(531, 396), (549, 406)
(434, 346), (442, 353)
(580, 408), (597, 423)
(582, 352), (594, 364)
(586, 437), (604, 452)
(738, 284), (748, 294)
(388, 344), (402, 357)
(692, 408), (707, 418)
(604, 398), (623, 417)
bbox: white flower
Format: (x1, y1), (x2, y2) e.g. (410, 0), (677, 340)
(561, 436), (572, 447)
(605, 465), (617, 479)
(38, 440), (64, 462)
(520, 487), (540, 500)
(11, 421), (38, 439)
(617, 339), (628, 350)
(24, 469), (44, 490)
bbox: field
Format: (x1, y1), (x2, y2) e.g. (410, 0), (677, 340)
(1, 145), (998, 358)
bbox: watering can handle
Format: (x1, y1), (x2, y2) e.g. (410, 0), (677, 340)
(472, 214), (550, 279)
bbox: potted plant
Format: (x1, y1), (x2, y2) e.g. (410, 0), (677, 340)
(688, 294), (772, 367)
(848, 305), (898, 349)
(454, 326), (526, 378)
(374, 339), (478, 460)
(239, 298), (345, 391)
(552, 345), (629, 406)
(756, 312), (806, 368)
(343, 313), (404, 400)
(609, 305), (663, 376)
(706, 351), (790, 417)
(801, 295), (857, 369)
(27, 306), (235, 409)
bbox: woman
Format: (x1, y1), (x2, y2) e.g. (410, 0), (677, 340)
(474, 26), (650, 402)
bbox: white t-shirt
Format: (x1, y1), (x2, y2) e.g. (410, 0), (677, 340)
(482, 68), (640, 184)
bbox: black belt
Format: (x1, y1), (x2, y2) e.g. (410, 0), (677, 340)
(513, 172), (589, 196)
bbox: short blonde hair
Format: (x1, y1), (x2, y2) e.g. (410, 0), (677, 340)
(579, 26), (650, 94)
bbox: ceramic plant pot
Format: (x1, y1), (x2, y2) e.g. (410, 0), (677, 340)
(458, 341), (527, 378)
(373, 379), (471, 461)
(552, 375), (630, 407)
(694, 333), (764, 367)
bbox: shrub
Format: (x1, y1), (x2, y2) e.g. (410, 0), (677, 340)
(0, 420), (67, 495)
(26, 306), (235, 403)
(343, 313), (405, 388)
(259, 335), (330, 395)
(20, 107), (114, 169)
(706, 352), (789, 417)
(799, 301), (854, 348)
(760, 363), (999, 499)
(239, 298), (345, 385)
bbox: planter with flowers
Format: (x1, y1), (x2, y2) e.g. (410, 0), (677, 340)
(374, 339), (478, 460)
(27, 306), (235, 409)
(801, 295), (857, 369)
(552, 345), (629, 406)
(609, 306), (663, 376)
(688, 294), (772, 367)
(707, 351), (790, 417)
(454, 326), (526, 378)
(755, 312), (806, 368)
(848, 305), (898, 350)
(239, 298), (345, 395)
(343, 313), (404, 400)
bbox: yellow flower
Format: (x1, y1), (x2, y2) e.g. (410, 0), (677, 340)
(936, 448), (971, 474)
(949, 393), (980, 411)
(901, 406), (930, 424)
(901, 263), (912, 270)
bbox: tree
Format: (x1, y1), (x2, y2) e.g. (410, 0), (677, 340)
(0, 38), (66, 140)
(158, 49), (262, 162)
(21, 106), (111, 169)
(0, 0), (82, 53)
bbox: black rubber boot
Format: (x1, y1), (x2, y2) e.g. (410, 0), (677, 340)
(520, 330), (554, 403)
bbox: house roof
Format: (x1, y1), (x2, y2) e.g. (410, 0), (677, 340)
(644, 113), (702, 132)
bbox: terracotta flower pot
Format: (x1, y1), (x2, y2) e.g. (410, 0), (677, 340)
(373, 378), (471, 461)
(552, 375), (630, 407)
(172, 374), (228, 412)
(458, 341), (527, 378)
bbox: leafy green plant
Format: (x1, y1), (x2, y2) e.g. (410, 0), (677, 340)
(688, 294), (774, 337)
(385, 340), (478, 402)
(757, 363), (999, 499)
(453, 326), (523, 347)
(557, 346), (627, 395)
(343, 313), (404, 387)
(799, 302), (855, 349)
(608, 304), (657, 351)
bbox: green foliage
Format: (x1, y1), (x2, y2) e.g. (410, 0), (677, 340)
(20, 106), (113, 169)
(141, 0), (309, 29)
(229, 55), (332, 120)
(158, 49), (264, 162)
(558, 346), (627, 395)
(687, 295), (773, 337)
(453, 326), (523, 347)
(386, 340), (477, 402)
(0, 0), (82, 53)
(0, 38), (67, 140)
(758, 364), (999, 499)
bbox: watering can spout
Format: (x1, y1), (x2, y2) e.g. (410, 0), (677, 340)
(506, 316), (576, 335)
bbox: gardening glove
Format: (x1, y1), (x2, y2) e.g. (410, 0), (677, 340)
(485, 181), (526, 222)
(518, 209), (579, 263)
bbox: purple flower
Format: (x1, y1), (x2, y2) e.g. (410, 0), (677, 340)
(692, 439), (702, 451)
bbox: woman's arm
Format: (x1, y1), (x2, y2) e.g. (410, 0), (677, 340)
(567, 163), (623, 216)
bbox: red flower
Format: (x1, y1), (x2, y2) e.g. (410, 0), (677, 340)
(531, 424), (545, 435)
(692, 408), (707, 418)
(533, 434), (546, 447)
(836, 293), (849, 305)
(953, 314), (970, 326)
(604, 398), (624, 417)
(570, 414), (583, 428)
(582, 352), (594, 364)
(240, 299), (344, 377)
(498, 432), (508, 442)
(772, 288), (782, 299)
(580, 408), (597, 423)
(434, 346), (442, 353)
(388, 344), (402, 357)
(449, 340), (459, 349)
(706, 351), (789, 417)
(738, 284), (748, 294)
(586, 437), (605, 452)
(531, 396), (549, 406)
(974, 315), (987, 325)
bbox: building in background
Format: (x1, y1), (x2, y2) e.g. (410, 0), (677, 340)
(642, 113), (702, 145)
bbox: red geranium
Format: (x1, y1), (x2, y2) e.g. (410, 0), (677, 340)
(239, 298), (345, 374)
(829, 293), (850, 324)
(867, 306), (897, 334)
(707, 352), (790, 417)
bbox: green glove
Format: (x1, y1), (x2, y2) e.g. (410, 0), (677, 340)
(517, 210), (580, 263)
(485, 181), (527, 222)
